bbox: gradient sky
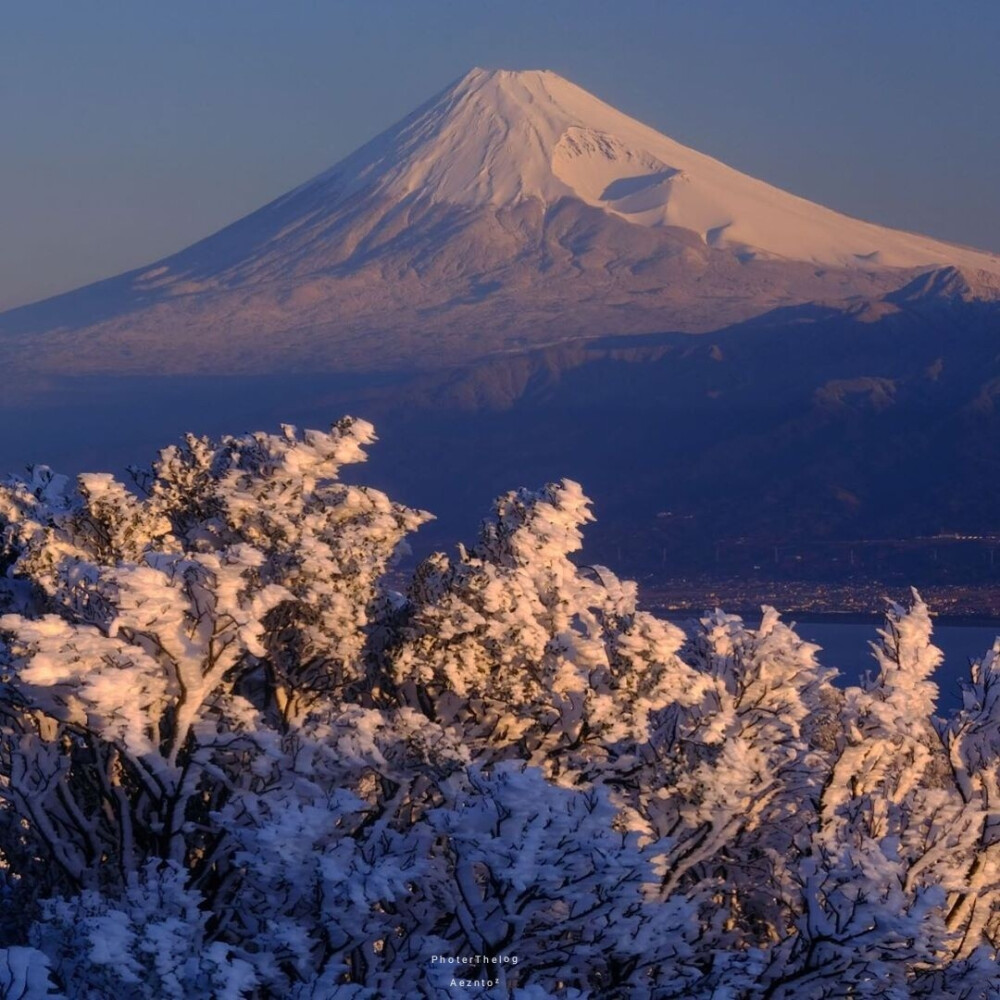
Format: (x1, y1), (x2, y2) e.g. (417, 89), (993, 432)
(2, 0), (998, 311)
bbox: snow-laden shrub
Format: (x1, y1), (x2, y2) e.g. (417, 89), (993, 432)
(30, 860), (256, 1000)
(0, 419), (997, 997)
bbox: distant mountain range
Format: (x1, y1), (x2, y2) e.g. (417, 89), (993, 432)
(2, 69), (999, 590)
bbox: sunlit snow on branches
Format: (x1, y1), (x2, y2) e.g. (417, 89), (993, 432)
(0, 419), (998, 998)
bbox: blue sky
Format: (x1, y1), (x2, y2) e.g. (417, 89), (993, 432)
(2, 0), (998, 310)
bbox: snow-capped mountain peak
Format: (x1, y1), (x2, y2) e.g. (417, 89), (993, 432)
(312, 68), (576, 208)
(302, 66), (999, 272)
(2, 67), (998, 379)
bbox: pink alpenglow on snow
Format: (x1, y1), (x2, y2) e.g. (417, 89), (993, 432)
(2, 69), (998, 381)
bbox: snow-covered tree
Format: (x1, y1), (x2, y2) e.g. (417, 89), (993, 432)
(798, 592), (1000, 995)
(385, 480), (706, 783)
(623, 607), (840, 976)
(938, 637), (1000, 958)
(0, 420), (998, 997)
(0, 419), (425, 906)
(422, 763), (696, 998)
(29, 860), (256, 1000)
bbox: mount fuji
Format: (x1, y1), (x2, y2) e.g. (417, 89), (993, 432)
(4, 69), (1000, 586)
(2, 67), (998, 382)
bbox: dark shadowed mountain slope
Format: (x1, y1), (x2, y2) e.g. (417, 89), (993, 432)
(4, 286), (999, 589)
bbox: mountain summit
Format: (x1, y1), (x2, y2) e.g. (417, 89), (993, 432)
(308, 67), (999, 271)
(2, 68), (999, 378)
